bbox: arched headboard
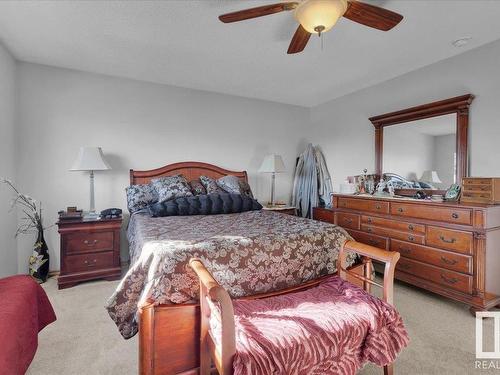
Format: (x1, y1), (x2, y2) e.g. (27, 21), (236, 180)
(130, 161), (248, 185)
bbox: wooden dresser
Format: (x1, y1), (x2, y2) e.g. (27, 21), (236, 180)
(57, 218), (122, 289)
(314, 194), (500, 313)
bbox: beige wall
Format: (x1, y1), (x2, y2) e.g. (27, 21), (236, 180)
(0, 43), (17, 277)
(15, 63), (310, 271)
(310, 39), (500, 192)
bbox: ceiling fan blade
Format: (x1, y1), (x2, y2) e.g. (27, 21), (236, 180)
(343, 1), (403, 31)
(287, 25), (311, 54)
(219, 2), (298, 23)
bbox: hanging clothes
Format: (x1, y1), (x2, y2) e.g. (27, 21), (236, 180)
(315, 146), (333, 208)
(292, 144), (333, 218)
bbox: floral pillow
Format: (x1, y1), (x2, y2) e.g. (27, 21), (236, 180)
(126, 183), (158, 213)
(199, 175), (225, 194)
(151, 175), (193, 203)
(189, 179), (207, 196)
(216, 175), (254, 198)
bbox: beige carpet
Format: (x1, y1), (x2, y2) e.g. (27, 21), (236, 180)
(28, 276), (498, 375)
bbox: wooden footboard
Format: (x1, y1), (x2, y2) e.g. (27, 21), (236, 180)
(138, 259), (368, 375)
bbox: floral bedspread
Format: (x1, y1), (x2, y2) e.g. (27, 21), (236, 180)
(105, 210), (355, 339)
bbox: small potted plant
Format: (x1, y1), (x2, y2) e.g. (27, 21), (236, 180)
(1, 178), (50, 283)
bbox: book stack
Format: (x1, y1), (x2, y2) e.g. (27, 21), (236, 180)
(58, 209), (83, 222)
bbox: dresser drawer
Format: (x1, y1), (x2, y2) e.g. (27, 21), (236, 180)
(461, 191), (492, 203)
(63, 251), (114, 273)
(463, 178), (492, 186)
(391, 239), (472, 274)
(337, 212), (360, 230)
(347, 229), (389, 249)
(462, 184), (492, 193)
(397, 258), (472, 294)
(390, 203), (472, 225)
(65, 231), (114, 254)
(362, 215), (425, 234)
(426, 226), (473, 254)
(313, 208), (335, 223)
(338, 198), (389, 214)
(361, 224), (425, 244)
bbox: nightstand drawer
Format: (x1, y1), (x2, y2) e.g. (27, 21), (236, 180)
(63, 251), (114, 273)
(65, 231), (114, 254)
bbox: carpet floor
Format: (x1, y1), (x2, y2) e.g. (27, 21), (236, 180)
(28, 276), (498, 375)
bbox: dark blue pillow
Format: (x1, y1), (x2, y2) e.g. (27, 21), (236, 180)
(148, 193), (262, 217)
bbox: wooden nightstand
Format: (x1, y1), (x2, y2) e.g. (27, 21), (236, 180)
(262, 206), (297, 216)
(57, 217), (122, 289)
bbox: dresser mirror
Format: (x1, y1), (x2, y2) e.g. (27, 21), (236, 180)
(370, 94), (474, 195)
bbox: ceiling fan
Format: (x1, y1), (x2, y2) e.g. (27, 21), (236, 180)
(219, 0), (403, 54)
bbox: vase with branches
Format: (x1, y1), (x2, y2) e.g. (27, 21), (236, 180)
(1, 178), (50, 283)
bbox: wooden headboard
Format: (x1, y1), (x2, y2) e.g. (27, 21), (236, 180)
(130, 161), (248, 185)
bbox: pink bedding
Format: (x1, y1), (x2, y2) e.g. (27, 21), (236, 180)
(0, 275), (56, 375)
(228, 276), (409, 375)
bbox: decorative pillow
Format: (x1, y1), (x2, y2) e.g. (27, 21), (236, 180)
(189, 179), (207, 196)
(216, 175), (254, 198)
(199, 175), (225, 194)
(239, 179), (254, 199)
(149, 193), (262, 217)
(151, 175), (193, 203)
(126, 183), (158, 213)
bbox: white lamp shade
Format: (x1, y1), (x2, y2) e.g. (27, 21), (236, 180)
(420, 170), (442, 184)
(258, 154), (286, 173)
(294, 0), (348, 34)
(70, 147), (111, 171)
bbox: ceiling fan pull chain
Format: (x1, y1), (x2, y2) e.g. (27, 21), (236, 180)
(320, 33), (324, 51)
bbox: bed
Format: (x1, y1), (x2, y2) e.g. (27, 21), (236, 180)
(106, 161), (371, 375)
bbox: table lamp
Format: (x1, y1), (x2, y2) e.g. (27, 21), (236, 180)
(420, 170), (442, 187)
(258, 154), (286, 207)
(70, 147), (111, 219)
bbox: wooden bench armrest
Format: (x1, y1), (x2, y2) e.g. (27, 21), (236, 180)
(189, 258), (236, 375)
(338, 240), (400, 305)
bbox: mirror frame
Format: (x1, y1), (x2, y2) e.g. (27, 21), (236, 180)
(369, 94), (474, 191)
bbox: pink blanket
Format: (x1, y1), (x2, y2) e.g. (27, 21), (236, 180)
(229, 276), (409, 375)
(0, 275), (56, 375)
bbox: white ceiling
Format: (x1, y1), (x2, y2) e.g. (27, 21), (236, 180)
(0, 0), (500, 107)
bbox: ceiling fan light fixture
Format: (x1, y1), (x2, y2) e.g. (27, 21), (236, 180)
(294, 0), (348, 35)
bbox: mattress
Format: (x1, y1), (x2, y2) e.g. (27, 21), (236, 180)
(106, 210), (355, 339)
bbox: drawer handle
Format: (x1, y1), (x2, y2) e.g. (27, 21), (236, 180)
(439, 235), (456, 244)
(368, 239), (380, 246)
(398, 208), (404, 213)
(375, 205), (382, 210)
(441, 257), (458, 265)
(408, 224), (414, 230)
(451, 213), (459, 219)
(408, 235), (415, 242)
(367, 227), (373, 233)
(367, 218), (372, 223)
(344, 218), (353, 224)
(440, 274), (458, 284)
(84, 259), (97, 267)
(83, 239), (99, 246)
